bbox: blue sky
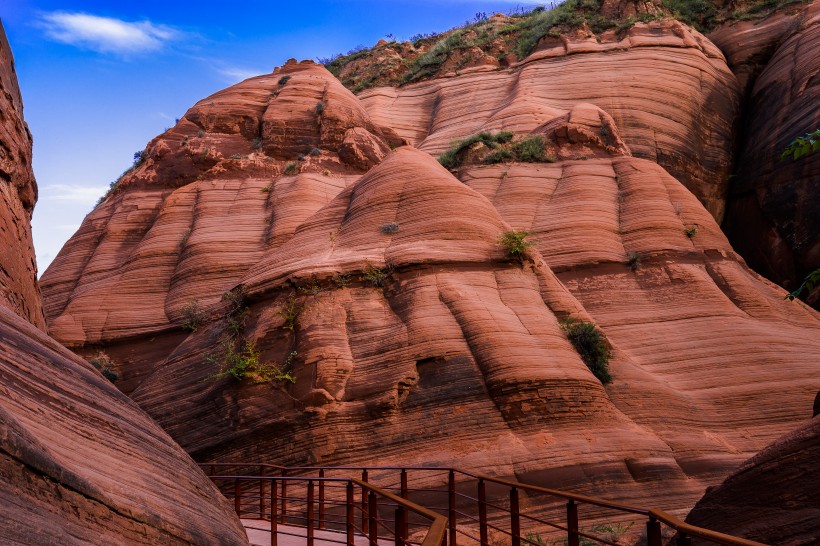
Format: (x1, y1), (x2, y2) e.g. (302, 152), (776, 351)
(2, 1), (543, 273)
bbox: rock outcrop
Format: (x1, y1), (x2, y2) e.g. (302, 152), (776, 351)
(0, 21), (249, 545)
(715, 2), (820, 305)
(0, 23), (43, 330)
(39, 38), (820, 519)
(685, 415), (820, 545)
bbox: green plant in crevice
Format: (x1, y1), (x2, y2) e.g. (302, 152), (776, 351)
(180, 300), (208, 332)
(499, 230), (533, 260)
(88, 351), (119, 382)
(781, 129), (820, 161)
(211, 340), (296, 384)
(278, 75), (291, 85)
(278, 296), (302, 331)
(284, 161), (300, 175)
(626, 251), (642, 271)
(785, 269), (820, 301)
(363, 263), (392, 287)
(685, 225), (698, 238)
(560, 318), (613, 385)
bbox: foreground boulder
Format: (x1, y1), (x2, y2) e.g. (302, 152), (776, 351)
(686, 415), (820, 545)
(0, 21), (248, 545)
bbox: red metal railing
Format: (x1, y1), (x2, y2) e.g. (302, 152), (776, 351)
(206, 472), (446, 546)
(202, 464), (767, 546)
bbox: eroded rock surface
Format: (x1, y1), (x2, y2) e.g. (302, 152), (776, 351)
(717, 3), (820, 304)
(0, 22), (249, 545)
(686, 415), (820, 545)
(0, 24), (43, 329)
(40, 15), (820, 518)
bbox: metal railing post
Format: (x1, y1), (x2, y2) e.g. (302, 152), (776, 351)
(478, 479), (488, 546)
(647, 517), (662, 546)
(362, 469), (369, 534)
(400, 469), (409, 539)
(346, 481), (355, 546)
(319, 469), (326, 530)
(280, 471), (288, 524)
(448, 470), (457, 546)
(510, 487), (520, 546)
(307, 480), (315, 546)
(235, 479), (242, 517)
(259, 465), (266, 519)
(566, 500), (579, 546)
(395, 506), (408, 546)
(368, 490), (379, 546)
(270, 478), (278, 546)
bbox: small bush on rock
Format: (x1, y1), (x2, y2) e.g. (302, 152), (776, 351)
(560, 318), (612, 385)
(499, 230), (533, 260)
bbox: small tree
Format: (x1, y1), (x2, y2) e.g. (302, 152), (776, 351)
(499, 230), (533, 260)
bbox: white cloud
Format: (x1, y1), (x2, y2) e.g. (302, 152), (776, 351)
(44, 184), (108, 205)
(38, 12), (180, 54)
(214, 65), (265, 83)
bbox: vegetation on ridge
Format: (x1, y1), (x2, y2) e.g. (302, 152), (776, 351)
(320, 0), (812, 94)
(438, 131), (554, 170)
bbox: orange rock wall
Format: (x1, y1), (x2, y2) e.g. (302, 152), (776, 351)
(0, 23), (43, 329)
(39, 26), (820, 517)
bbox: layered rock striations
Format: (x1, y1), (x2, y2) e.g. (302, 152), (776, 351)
(715, 2), (820, 305)
(0, 23), (43, 329)
(40, 12), (820, 519)
(685, 415), (820, 545)
(0, 21), (249, 545)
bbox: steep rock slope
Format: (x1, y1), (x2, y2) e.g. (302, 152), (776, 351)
(685, 415), (820, 545)
(0, 21), (249, 545)
(40, 28), (820, 513)
(715, 2), (820, 304)
(0, 24), (43, 329)
(359, 19), (739, 222)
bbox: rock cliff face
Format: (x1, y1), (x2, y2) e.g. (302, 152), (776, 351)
(0, 24), (43, 330)
(715, 2), (820, 305)
(40, 21), (820, 517)
(685, 415), (820, 545)
(0, 21), (249, 545)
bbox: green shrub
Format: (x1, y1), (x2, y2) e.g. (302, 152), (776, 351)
(781, 129), (820, 161)
(438, 131), (515, 170)
(88, 351), (119, 382)
(213, 340), (296, 384)
(380, 222), (400, 235)
(560, 319), (613, 385)
(685, 225), (698, 238)
(278, 296), (302, 331)
(499, 230), (533, 259)
(315, 101), (325, 115)
(484, 149), (513, 164)
(278, 75), (291, 85)
(309, 147), (322, 156)
(181, 300), (208, 332)
(627, 251), (642, 271)
(512, 135), (546, 162)
(284, 161), (299, 175)
(363, 263), (391, 287)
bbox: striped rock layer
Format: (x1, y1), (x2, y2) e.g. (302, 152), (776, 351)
(40, 21), (820, 516)
(0, 21), (249, 546)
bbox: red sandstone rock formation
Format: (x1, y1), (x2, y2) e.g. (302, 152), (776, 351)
(39, 14), (820, 518)
(685, 415), (820, 545)
(0, 25), (43, 330)
(715, 2), (820, 305)
(0, 21), (249, 545)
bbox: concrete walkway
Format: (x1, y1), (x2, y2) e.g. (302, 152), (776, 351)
(242, 519), (391, 546)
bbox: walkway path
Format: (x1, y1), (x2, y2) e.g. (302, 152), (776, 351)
(242, 519), (391, 546)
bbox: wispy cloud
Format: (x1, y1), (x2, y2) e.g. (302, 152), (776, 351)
(37, 12), (181, 54)
(214, 65), (266, 83)
(45, 184), (108, 205)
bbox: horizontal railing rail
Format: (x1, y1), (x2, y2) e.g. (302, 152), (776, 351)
(201, 464), (767, 546)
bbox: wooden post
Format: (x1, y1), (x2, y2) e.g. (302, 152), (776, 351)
(448, 470), (457, 546)
(566, 500), (579, 546)
(478, 479), (488, 546)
